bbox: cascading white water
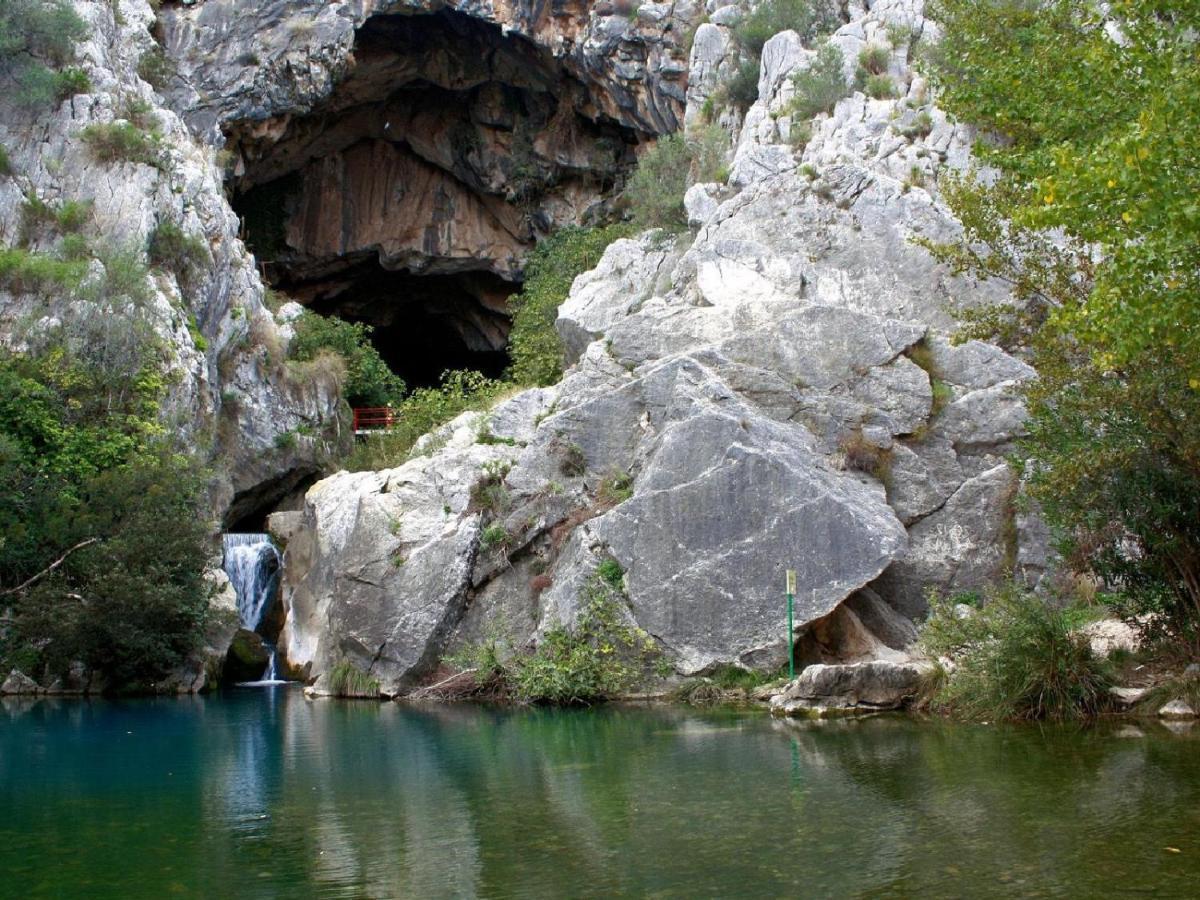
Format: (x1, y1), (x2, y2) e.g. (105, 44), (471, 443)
(222, 533), (286, 685)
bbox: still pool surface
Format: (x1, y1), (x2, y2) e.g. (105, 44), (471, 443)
(2, 688), (1199, 898)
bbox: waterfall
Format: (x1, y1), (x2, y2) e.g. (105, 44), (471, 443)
(222, 533), (286, 685)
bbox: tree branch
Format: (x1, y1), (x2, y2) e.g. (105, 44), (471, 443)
(0, 538), (100, 597)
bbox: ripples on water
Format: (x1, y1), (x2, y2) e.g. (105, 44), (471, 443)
(2, 688), (1199, 898)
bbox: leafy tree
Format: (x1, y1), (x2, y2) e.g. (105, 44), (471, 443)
(733, 0), (840, 59)
(288, 309), (406, 408)
(0, 348), (213, 689)
(923, 1), (1200, 648)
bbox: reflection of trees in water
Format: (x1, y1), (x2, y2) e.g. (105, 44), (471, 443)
(12, 692), (1200, 897)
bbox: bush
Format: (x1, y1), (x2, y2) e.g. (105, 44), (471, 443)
(920, 586), (1114, 721)
(506, 224), (633, 386)
(788, 41), (850, 119)
(734, 0), (840, 59)
(147, 220), (210, 285)
(0, 246), (87, 293)
(343, 369), (507, 471)
(625, 133), (692, 229)
(136, 46), (174, 92)
(863, 73), (898, 100)
(0, 348), (213, 690)
(327, 660), (380, 698)
(858, 44), (891, 77)
(0, 143), (10, 176)
(287, 309), (405, 408)
(0, 0), (87, 110)
(81, 122), (163, 168)
(724, 59), (760, 109)
(509, 571), (659, 704)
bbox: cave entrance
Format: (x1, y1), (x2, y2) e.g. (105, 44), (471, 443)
(226, 8), (648, 390)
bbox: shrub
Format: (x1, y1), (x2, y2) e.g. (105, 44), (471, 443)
(0, 246), (87, 293)
(0, 144), (10, 176)
(625, 133), (691, 229)
(688, 122), (730, 184)
(788, 42), (850, 120)
(0, 344), (214, 690)
(838, 428), (890, 481)
(19, 194), (91, 244)
(506, 224), (632, 386)
(596, 470), (633, 506)
(858, 44), (891, 77)
(343, 369), (506, 471)
(920, 585), (1115, 721)
(510, 571), (659, 704)
(734, 0), (840, 59)
(80, 122), (163, 168)
(287, 309), (405, 408)
(863, 73), (898, 100)
(724, 59), (760, 109)
(136, 46), (174, 92)
(0, 0), (87, 109)
(480, 523), (511, 552)
(147, 220), (210, 285)
(896, 110), (934, 140)
(787, 118), (813, 149)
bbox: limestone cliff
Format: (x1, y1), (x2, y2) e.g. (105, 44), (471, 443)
(274, 0), (1050, 696)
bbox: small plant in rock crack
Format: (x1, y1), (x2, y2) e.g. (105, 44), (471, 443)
(553, 439), (586, 477)
(480, 524), (512, 553)
(596, 470), (634, 506)
(470, 460), (512, 514)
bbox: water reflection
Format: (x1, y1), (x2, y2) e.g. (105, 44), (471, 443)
(2, 692), (1200, 898)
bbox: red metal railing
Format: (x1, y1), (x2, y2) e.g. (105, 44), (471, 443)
(352, 407), (395, 431)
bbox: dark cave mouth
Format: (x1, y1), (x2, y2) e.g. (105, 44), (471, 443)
(282, 258), (517, 390)
(225, 7), (649, 392)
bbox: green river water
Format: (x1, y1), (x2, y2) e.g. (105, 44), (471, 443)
(1, 686), (1198, 898)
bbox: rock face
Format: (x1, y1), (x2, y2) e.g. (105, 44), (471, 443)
(275, 0), (1051, 691)
(159, 0), (698, 373)
(769, 661), (933, 716)
(0, 0), (346, 528)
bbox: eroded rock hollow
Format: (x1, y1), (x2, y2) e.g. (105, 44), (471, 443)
(222, 8), (660, 384)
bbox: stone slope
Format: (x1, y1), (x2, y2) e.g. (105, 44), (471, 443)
(277, 0), (1048, 695)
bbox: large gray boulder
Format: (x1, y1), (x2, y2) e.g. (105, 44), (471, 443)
(770, 661), (933, 716)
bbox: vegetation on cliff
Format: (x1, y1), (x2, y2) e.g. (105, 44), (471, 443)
(0, 346), (213, 689)
(924, 0), (1200, 653)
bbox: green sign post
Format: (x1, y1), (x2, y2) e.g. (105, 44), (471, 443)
(785, 570), (797, 681)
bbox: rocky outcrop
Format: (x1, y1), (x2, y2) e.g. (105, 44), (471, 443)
(769, 661), (933, 716)
(0, 0), (347, 528)
(158, 1), (699, 370)
(273, 0), (1050, 691)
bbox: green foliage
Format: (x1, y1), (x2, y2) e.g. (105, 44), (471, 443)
(343, 370), (506, 471)
(81, 121), (163, 168)
(625, 133), (691, 230)
(287, 309), (405, 408)
(787, 41), (850, 120)
(0, 345), (212, 690)
(858, 44), (891, 77)
(596, 470), (633, 506)
(921, 2), (1200, 650)
(920, 586), (1114, 722)
(480, 523), (511, 552)
(327, 661), (380, 698)
(0, 143), (11, 176)
(506, 224), (633, 386)
(925, 0), (1200, 371)
(724, 59), (760, 109)
(733, 0), (840, 59)
(862, 73), (897, 100)
(147, 220), (210, 286)
(509, 572), (659, 704)
(595, 556), (624, 592)
(0, 246), (87, 293)
(136, 45), (174, 92)
(0, 0), (87, 110)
